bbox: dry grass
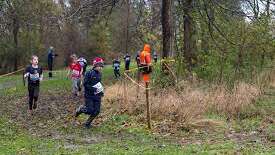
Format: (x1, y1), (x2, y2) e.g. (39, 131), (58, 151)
(103, 80), (262, 129)
(151, 87), (207, 123)
(207, 83), (261, 117)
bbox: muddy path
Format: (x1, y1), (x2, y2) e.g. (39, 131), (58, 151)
(0, 89), (112, 148)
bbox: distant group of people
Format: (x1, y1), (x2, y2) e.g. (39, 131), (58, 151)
(23, 44), (154, 128)
(112, 47), (158, 78)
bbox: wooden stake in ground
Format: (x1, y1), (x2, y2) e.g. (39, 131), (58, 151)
(145, 81), (151, 129)
(136, 70), (140, 101)
(123, 74), (128, 105)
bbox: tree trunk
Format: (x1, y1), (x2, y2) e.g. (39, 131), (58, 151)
(218, 48), (227, 83)
(161, 0), (172, 59)
(183, 0), (195, 73)
(170, 0), (175, 57)
(12, 14), (19, 71)
(125, 0), (130, 54)
(234, 23), (247, 79)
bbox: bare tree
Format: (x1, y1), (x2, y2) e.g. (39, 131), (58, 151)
(161, 0), (172, 58)
(183, 0), (196, 73)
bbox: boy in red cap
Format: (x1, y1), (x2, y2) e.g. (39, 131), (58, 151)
(75, 57), (104, 128)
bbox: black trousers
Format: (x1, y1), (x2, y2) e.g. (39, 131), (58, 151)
(28, 84), (39, 110)
(125, 63), (130, 71)
(114, 69), (120, 78)
(83, 98), (101, 117)
(48, 62), (53, 77)
(83, 66), (87, 76)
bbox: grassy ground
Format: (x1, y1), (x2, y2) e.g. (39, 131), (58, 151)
(0, 64), (274, 154)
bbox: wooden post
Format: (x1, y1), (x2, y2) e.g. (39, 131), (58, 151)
(123, 78), (128, 105)
(136, 70), (140, 101)
(145, 82), (151, 129)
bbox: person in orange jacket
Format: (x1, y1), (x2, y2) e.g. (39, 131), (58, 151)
(140, 44), (152, 82)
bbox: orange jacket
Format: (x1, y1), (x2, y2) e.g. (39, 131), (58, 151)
(140, 44), (151, 66)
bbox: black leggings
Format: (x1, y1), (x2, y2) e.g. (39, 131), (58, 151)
(28, 85), (39, 110)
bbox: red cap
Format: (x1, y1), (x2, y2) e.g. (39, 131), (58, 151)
(92, 57), (104, 67)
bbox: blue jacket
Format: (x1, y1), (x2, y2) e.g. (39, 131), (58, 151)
(84, 69), (104, 99)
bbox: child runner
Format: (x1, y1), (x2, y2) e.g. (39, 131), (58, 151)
(75, 57), (104, 128)
(113, 58), (121, 78)
(24, 55), (43, 115)
(77, 57), (87, 91)
(77, 57), (88, 76)
(68, 54), (83, 96)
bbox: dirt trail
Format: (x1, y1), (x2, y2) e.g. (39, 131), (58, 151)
(0, 90), (109, 148)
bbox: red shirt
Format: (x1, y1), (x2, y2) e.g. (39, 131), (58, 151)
(69, 62), (82, 79)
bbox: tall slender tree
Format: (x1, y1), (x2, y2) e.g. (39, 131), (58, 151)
(161, 0), (172, 58)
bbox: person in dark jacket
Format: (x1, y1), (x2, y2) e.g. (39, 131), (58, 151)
(47, 46), (58, 78)
(124, 53), (131, 71)
(113, 58), (121, 78)
(135, 51), (141, 67)
(75, 57), (104, 128)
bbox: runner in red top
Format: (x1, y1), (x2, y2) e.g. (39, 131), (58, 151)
(70, 62), (82, 79)
(68, 54), (83, 96)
